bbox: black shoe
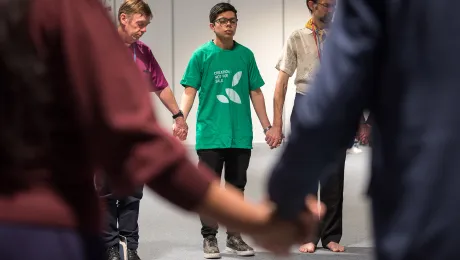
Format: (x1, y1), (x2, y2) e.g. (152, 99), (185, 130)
(203, 235), (221, 259)
(226, 234), (255, 256)
(106, 246), (121, 260)
(127, 249), (141, 260)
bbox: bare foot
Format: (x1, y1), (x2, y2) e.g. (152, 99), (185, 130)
(325, 241), (345, 252)
(299, 242), (316, 253)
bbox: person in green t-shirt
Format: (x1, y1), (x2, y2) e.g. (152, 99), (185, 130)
(179, 2), (278, 259)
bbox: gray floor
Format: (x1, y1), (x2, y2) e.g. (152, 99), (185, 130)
(137, 144), (375, 260)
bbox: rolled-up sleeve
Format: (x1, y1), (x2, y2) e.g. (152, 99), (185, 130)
(275, 31), (298, 77)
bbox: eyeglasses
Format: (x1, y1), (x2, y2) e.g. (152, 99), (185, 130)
(317, 2), (336, 9)
(214, 18), (238, 25)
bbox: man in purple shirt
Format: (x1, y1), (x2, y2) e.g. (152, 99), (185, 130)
(100, 1), (187, 260)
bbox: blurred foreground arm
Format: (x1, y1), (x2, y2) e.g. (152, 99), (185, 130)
(59, 0), (320, 254)
(60, 0), (210, 209)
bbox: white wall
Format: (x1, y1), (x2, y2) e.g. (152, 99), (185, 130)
(114, 0), (312, 145)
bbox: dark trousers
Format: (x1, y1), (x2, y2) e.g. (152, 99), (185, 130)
(197, 148), (251, 238)
(312, 150), (346, 246)
(292, 94), (344, 246)
(99, 181), (144, 250)
(0, 224), (105, 260)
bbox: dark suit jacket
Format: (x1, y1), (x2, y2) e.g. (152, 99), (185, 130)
(268, 1), (460, 260)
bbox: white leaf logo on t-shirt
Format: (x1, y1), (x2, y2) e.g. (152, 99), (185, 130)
(225, 88), (241, 104)
(216, 95), (229, 103)
(232, 71), (242, 87)
(216, 71), (242, 104)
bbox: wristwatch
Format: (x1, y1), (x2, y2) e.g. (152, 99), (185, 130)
(263, 125), (272, 134)
(172, 110), (184, 119)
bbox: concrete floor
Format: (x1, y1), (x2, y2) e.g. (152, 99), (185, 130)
(137, 144), (374, 260)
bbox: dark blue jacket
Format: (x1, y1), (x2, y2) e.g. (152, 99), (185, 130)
(268, 1), (460, 260)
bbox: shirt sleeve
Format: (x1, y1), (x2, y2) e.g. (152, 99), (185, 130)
(248, 51), (265, 91)
(275, 31), (298, 76)
(148, 51), (169, 91)
(180, 51), (202, 90)
(268, 0), (385, 220)
(52, 0), (215, 211)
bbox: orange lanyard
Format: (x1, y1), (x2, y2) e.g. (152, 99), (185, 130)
(311, 25), (322, 61)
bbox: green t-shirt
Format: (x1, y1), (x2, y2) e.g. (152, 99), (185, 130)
(180, 41), (265, 150)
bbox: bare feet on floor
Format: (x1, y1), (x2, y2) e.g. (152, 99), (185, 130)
(299, 242), (316, 253)
(325, 242), (345, 252)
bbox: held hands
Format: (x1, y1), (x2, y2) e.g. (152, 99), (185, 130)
(265, 126), (284, 149)
(249, 195), (325, 255)
(172, 117), (188, 141)
(357, 123), (371, 145)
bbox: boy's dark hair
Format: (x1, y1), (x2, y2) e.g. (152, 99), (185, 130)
(307, 0), (318, 13)
(209, 2), (237, 23)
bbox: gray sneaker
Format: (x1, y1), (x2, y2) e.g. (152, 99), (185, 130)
(203, 235), (221, 259)
(226, 234), (255, 256)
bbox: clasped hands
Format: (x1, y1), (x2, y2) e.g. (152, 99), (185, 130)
(172, 117), (188, 141)
(357, 123), (371, 145)
(265, 126), (284, 149)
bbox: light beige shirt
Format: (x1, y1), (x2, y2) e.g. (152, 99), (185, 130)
(276, 27), (324, 94)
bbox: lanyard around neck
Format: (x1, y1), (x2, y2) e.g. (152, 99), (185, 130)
(132, 42), (137, 62)
(311, 24), (322, 61)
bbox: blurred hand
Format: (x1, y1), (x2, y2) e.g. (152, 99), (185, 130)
(172, 117), (188, 141)
(358, 123), (371, 145)
(249, 195), (325, 256)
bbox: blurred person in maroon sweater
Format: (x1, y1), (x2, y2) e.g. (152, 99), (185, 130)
(0, 0), (321, 259)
